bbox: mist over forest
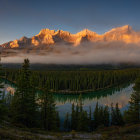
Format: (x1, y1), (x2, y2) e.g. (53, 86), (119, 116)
(1, 41), (140, 65)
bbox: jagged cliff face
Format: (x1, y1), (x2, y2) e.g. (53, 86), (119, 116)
(1, 25), (140, 49)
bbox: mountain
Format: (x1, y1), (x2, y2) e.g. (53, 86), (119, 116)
(1, 25), (140, 49)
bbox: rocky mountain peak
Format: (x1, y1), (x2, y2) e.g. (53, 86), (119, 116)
(105, 25), (133, 34)
(77, 29), (97, 37)
(1, 25), (140, 49)
(38, 29), (56, 35)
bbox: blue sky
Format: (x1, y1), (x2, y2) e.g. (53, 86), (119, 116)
(0, 0), (140, 44)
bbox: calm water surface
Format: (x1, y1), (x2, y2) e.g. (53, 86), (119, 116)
(3, 80), (133, 122)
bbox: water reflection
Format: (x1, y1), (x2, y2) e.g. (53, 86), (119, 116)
(3, 79), (133, 121)
(54, 84), (133, 120)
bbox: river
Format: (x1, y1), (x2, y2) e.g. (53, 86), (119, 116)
(3, 80), (133, 123)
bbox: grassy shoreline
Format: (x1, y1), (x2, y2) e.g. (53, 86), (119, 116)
(0, 124), (140, 140)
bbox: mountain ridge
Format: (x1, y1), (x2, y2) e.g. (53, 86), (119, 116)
(1, 25), (140, 49)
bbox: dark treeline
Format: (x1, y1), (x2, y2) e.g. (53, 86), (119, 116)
(63, 100), (125, 132)
(5, 67), (139, 93)
(53, 83), (131, 103)
(3, 63), (140, 70)
(0, 59), (140, 132)
(64, 73), (140, 131)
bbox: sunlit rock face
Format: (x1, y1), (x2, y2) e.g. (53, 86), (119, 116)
(103, 25), (140, 43)
(10, 40), (19, 48)
(1, 25), (140, 49)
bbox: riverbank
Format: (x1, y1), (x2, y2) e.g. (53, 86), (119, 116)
(50, 83), (131, 94)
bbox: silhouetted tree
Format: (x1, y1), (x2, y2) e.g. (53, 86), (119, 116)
(124, 77), (140, 123)
(64, 112), (70, 131)
(10, 59), (38, 127)
(0, 59), (7, 121)
(111, 103), (124, 126)
(40, 82), (59, 131)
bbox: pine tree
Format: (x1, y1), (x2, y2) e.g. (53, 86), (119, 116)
(77, 94), (85, 131)
(10, 59), (37, 127)
(79, 111), (88, 131)
(76, 103), (89, 131)
(40, 82), (59, 131)
(76, 95), (82, 131)
(124, 77), (140, 123)
(103, 106), (110, 127)
(111, 103), (116, 125)
(98, 106), (104, 125)
(71, 103), (76, 130)
(29, 73), (39, 126)
(79, 94), (83, 113)
(64, 112), (70, 131)
(56, 112), (60, 130)
(115, 103), (124, 125)
(75, 104), (79, 130)
(0, 58), (7, 122)
(89, 106), (92, 131)
(93, 102), (100, 128)
(111, 103), (124, 126)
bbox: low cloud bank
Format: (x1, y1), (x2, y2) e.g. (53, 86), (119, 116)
(1, 41), (140, 65)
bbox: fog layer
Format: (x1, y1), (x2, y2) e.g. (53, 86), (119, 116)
(1, 41), (140, 64)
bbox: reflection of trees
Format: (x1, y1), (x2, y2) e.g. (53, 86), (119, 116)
(53, 83), (132, 104)
(3, 79), (132, 106)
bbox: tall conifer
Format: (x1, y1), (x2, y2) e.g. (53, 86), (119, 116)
(10, 59), (37, 127)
